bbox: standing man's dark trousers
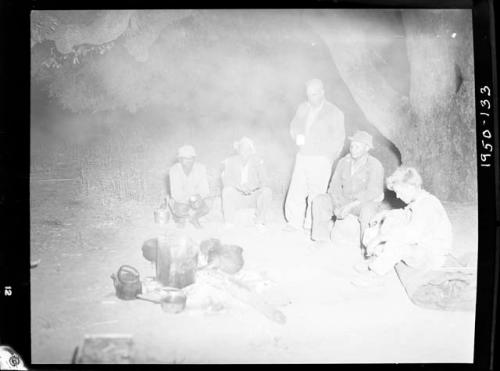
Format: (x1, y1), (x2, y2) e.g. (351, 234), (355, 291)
(311, 194), (382, 242)
(171, 198), (210, 227)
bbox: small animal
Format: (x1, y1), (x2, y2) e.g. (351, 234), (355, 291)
(0, 346), (27, 370)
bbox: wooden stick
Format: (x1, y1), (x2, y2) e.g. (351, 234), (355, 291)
(199, 270), (286, 325)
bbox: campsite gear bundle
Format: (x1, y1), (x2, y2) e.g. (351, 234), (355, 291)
(110, 265), (142, 300)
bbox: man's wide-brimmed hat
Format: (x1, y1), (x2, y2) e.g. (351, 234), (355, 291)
(348, 131), (373, 149)
(177, 145), (196, 158)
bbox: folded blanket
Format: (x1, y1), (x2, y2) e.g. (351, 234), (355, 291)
(395, 261), (476, 311)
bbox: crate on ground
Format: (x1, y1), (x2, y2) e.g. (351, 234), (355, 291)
(73, 334), (134, 364)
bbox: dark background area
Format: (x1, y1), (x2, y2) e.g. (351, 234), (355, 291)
(28, 9), (477, 205)
(0, 3), (495, 367)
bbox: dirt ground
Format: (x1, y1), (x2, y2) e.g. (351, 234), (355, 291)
(30, 176), (477, 364)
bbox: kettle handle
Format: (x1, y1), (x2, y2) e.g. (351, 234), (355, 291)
(117, 265), (140, 282)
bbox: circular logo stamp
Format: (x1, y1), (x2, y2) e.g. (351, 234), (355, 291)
(8, 354), (20, 367)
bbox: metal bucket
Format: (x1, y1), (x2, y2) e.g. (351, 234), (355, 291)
(154, 208), (170, 224)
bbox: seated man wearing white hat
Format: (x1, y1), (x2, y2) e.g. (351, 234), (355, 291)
(311, 131), (385, 245)
(221, 137), (272, 229)
(169, 145), (210, 229)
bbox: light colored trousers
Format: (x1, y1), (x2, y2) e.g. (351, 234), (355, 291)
(311, 194), (383, 242)
(285, 153), (332, 229)
(222, 186), (273, 224)
(369, 242), (447, 275)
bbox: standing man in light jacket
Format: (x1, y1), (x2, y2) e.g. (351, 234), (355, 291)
(284, 78), (345, 233)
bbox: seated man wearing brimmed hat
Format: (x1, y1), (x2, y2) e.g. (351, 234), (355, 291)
(168, 145), (210, 229)
(311, 130), (385, 245)
(221, 137), (272, 229)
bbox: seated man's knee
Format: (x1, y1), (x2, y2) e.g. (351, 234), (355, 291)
(173, 202), (190, 217)
(312, 194), (331, 210)
(359, 202), (380, 223)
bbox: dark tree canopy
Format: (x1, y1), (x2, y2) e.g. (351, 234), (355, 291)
(30, 10), (477, 202)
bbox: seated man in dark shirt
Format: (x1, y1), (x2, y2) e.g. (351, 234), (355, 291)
(311, 131), (385, 246)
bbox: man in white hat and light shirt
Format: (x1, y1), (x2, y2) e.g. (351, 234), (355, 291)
(311, 130), (385, 246)
(169, 145), (210, 229)
(284, 78), (345, 233)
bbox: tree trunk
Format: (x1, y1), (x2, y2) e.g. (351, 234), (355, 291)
(401, 10), (476, 202)
(306, 10), (411, 149)
(307, 9), (476, 202)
